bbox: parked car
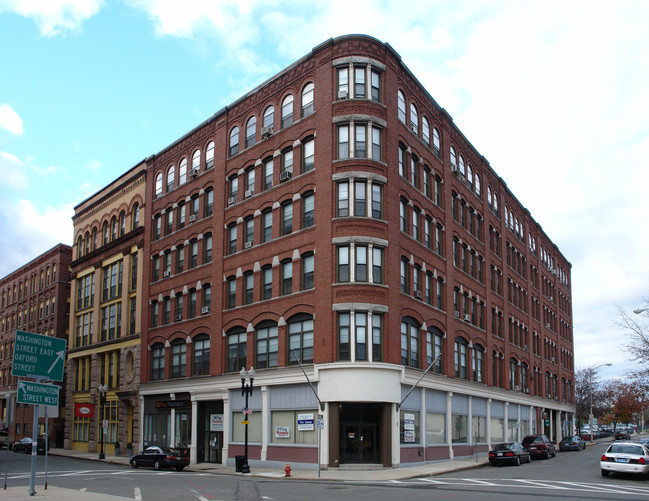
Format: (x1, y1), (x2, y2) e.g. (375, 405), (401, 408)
(522, 434), (556, 459)
(12, 437), (49, 455)
(615, 429), (631, 440)
(130, 445), (189, 471)
(0, 430), (8, 450)
(601, 442), (649, 477)
(559, 435), (586, 451)
(488, 442), (531, 466)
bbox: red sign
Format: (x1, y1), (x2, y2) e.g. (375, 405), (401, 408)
(75, 403), (94, 418)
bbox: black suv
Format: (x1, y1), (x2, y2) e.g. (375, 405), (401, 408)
(522, 434), (556, 459)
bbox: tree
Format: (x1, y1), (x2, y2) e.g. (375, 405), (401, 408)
(616, 304), (649, 385)
(574, 366), (609, 430)
(603, 379), (645, 428)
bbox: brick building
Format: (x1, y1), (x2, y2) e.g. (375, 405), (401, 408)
(0, 244), (72, 447)
(138, 35), (574, 468)
(64, 161), (146, 454)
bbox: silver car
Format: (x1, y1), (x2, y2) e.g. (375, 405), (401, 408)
(600, 442), (649, 477)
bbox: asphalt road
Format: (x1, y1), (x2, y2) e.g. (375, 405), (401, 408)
(2, 441), (649, 501)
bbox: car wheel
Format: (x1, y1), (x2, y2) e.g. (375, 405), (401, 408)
(544, 451), (550, 460)
(551, 449), (556, 458)
(154, 461), (162, 471)
(131, 460), (138, 469)
(176, 467), (184, 472)
(515, 456), (521, 466)
(601, 469), (609, 477)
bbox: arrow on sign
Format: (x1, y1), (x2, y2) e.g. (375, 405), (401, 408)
(48, 350), (65, 375)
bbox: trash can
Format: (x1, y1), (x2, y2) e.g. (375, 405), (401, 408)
(235, 455), (246, 472)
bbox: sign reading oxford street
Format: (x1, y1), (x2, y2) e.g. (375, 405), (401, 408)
(12, 330), (67, 382)
(17, 380), (59, 407)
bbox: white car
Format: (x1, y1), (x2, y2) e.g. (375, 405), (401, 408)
(600, 442), (649, 477)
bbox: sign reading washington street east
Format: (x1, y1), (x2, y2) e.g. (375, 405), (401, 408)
(12, 330), (67, 382)
(17, 380), (60, 407)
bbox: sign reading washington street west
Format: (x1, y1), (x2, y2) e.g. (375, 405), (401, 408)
(12, 330), (67, 382)
(17, 380), (59, 407)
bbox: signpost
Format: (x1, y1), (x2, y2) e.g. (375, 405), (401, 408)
(11, 330), (66, 496)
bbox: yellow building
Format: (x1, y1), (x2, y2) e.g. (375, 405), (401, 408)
(64, 162), (146, 455)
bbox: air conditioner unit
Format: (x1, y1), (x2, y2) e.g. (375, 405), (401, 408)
(523, 388), (530, 394)
(189, 214), (197, 223)
(454, 311), (460, 318)
(245, 189), (254, 198)
(514, 385), (520, 391)
(411, 124), (417, 133)
(549, 296), (553, 302)
(201, 306), (210, 314)
(280, 171), (292, 182)
(190, 167), (199, 177)
(414, 290), (423, 299)
(546, 323), (551, 329)
(551, 357), (556, 363)
(524, 344), (529, 351)
(551, 269), (557, 276)
(163, 271), (170, 278)
(464, 314), (471, 322)
(338, 90), (348, 100)
(175, 315), (182, 322)
(228, 196), (237, 205)
(244, 240), (253, 249)
(261, 126), (273, 139)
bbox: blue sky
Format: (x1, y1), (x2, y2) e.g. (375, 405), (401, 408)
(1, 0), (648, 381)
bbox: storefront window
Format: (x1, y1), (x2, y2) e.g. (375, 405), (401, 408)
(270, 410), (318, 444)
(400, 410), (420, 444)
(473, 415), (487, 442)
(143, 413), (170, 447)
(452, 414), (467, 443)
(425, 412), (445, 444)
(231, 411), (262, 443)
(175, 412), (191, 447)
(490, 417), (504, 443)
(508, 419), (519, 442)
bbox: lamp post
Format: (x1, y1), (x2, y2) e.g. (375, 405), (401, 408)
(589, 363), (611, 443)
(240, 366), (255, 474)
(98, 384), (108, 460)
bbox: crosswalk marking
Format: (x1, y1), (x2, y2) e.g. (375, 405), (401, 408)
(134, 487), (142, 500)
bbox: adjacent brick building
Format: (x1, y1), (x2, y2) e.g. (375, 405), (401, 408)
(137, 35), (574, 468)
(0, 244), (72, 447)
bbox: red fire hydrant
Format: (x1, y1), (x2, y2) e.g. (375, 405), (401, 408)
(284, 463), (292, 477)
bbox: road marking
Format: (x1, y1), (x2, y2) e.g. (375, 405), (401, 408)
(419, 478), (444, 484)
(80, 487), (87, 492)
(189, 488), (211, 501)
(462, 479), (498, 486)
(514, 479), (569, 489)
(134, 487), (142, 500)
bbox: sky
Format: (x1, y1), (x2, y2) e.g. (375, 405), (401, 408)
(1, 0), (648, 382)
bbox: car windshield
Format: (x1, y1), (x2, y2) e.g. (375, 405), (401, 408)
(494, 443), (514, 451)
(608, 444), (644, 455)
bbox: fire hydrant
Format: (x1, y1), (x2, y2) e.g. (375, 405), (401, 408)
(284, 463), (292, 477)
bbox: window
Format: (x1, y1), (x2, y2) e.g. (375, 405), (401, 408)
(337, 181), (349, 217)
(155, 173), (162, 198)
(473, 344), (484, 382)
(166, 165), (175, 192)
(226, 277), (236, 308)
(263, 106), (274, 129)
(399, 144), (406, 177)
(192, 149), (200, 175)
(337, 67), (348, 97)
(302, 82), (314, 117)
(245, 116), (256, 148)
(433, 127), (440, 156)
(287, 314), (313, 364)
(227, 328), (247, 373)
(245, 167), (255, 196)
(189, 240), (198, 269)
(338, 312), (350, 361)
(229, 127), (239, 157)
(192, 334), (210, 376)
(227, 224), (237, 255)
(372, 247), (384, 284)
(229, 175), (238, 203)
(401, 317), (420, 367)
(263, 158), (273, 190)
(371, 126), (381, 160)
(165, 211), (173, 235)
(151, 344), (165, 380)
(371, 69), (380, 102)
(244, 217), (254, 247)
(171, 339), (186, 378)
(261, 265), (272, 300)
(398, 90), (406, 123)
(337, 125), (349, 159)
(454, 337), (468, 379)
(256, 321), (278, 368)
(262, 209), (272, 242)
(410, 103), (418, 134)
(302, 192), (314, 228)
(243, 272), (254, 304)
(337, 246), (349, 282)
(354, 180), (366, 216)
(281, 94), (293, 128)
(302, 253), (314, 290)
(371, 183), (383, 219)
(179, 158), (187, 185)
(355, 245), (368, 282)
(450, 146), (457, 169)
(302, 138), (314, 172)
(281, 259), (292, 295)
(354, 66), (366, 98)
(188, 289), (197, 318)
(422, 117), (430, 146)
(205, 141), (214, 169)
(205, 189), (213, 216)
(427, 327), (444, 374)
(176, 244), (184, 273)
(281, 201), (292, 235)
(282, 148), (293, 175)
(400, 198), (408, 232)
(400, 257), (409, 293)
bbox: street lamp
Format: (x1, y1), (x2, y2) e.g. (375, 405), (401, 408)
(240, 366), (255, 474)
(589, 363), (611, 443)
(633, 308), (649, 315)
(98, 384), (108, 460)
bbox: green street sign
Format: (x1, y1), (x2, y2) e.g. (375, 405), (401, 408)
(17, 380), (60, 407)
(12, 330), (67, 382)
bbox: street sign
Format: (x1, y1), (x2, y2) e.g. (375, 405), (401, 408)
(12, 330), (67, 381)
(16, 380), (59, 407)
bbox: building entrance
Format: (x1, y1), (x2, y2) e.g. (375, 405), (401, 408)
(339, 403), (381, 464)
(197, 401), (223, 464)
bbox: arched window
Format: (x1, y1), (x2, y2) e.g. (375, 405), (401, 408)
(255, 320), (278, 368)
(154, 173), (162, 198)
(263, 106), (274, 129)
(281, 94), (293, 128)
(102, 221), (109, 245)
(458, 155), (465, 176)
(192, 149), (201, 174)
(205, 141), (215, 169)
(227, 326), (247, 372)
(472, 344), (484, 382)
(179, 158), (187, 185)
(287, 313), (313, 364)
(467, 165), (473, 191)
(151, 343), (165, 380)
(450, 146), (457, 168)
(229, 126), (239, 157)
(166, 165), (175, 192)
(410, 103), (418, 134)
(422, 116), (430, 146)
(119, 211), (126, 237)
(401, 316), (420, 367)
(132, 203), (140, 230)
(398, 90), (406, 123)
(433, 127), (441, 156)
(454, 337), (468, 379)
(170, 338), (186, 378)
(475, 173), (481, 197)
(192, 333), (210, 376)
(245, 116), (256, 148)
(302, 82), (314, 117)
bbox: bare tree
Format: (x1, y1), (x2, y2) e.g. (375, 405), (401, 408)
(574, 366), (610, 432)
(616, 304), (649, 385)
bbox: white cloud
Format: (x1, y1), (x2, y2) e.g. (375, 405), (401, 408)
(0, 0), (104, 36)
(0, 103), (24, 135)
(0, 150), (28, 191)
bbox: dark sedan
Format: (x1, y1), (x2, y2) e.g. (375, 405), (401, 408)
(559, 435), (586, 451)
(522, 434), (556, 459)
(615, 429), (631, 440)
(488, 442), (531, 466)
(130, 445), (189, 471)
(12, 437), (49, 454)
